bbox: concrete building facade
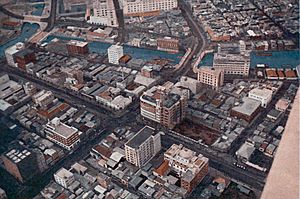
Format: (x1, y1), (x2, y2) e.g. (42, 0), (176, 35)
(164, 144), (209, 192)
(86, 0), (118, 27)
(54, 168), (75, 188)
(157, 37), (179, 53)
(140, 85), (187, 129)
(108, 44), (124, 65)
(2, 146), (40, 182)
(44, 117), (81, 150)
(121, 0), (178, 17)
(213, 53), (250, 76)
(196, 67), (224, 90)
(248, 88), (273, 108)
(125, 126), (161, 167)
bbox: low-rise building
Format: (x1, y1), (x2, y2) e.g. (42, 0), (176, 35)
(32, 90), (55, 110)
(54, 168), (75, 189)
(44, 117), (81, 150)
(157, 37), (179, 53)
(248, 88), (273, 108)
(236, 142), (255, 163)
(164, 144), (209, 192)
(231, 97), (261, 122)
(125, 126), (161, 167)
(275, 98), (290, 112)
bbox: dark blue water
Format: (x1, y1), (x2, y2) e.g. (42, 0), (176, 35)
(31, 3), (45, 16)
(43, 35), (184, 64)
(199, 50), (300, 68)
(0, 22), (40, 56)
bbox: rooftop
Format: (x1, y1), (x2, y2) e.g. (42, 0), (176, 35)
(126, 126), (156, 149)
(54, 168), (73, 179)
(236, 142), (255, 160)
(5, 147), (32, 164)
(67, 40), (88, 47)
(249, 88), (273, 98)
(46, 117), (79, 139)
(232, 97), (261, 116)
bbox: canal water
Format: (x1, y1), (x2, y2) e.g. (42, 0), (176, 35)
(31, 3), (45, 16)
(199, 50), (300, 68)
(0, 23), (40, 57)
(42, 35), (184, 64)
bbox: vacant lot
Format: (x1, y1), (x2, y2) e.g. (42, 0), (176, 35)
(174, 120), (221, 146)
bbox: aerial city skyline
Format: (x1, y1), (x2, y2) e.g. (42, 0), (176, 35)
(0, 0), (299, 199)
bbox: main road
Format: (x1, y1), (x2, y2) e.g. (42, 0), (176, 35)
(164, 0), (208, 82)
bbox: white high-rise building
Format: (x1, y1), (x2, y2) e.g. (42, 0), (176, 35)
(107, 44), (124, 65)
(125, 126), (161, 167)
(4, 42), (24, 67)
(121, 0), (178, 16)
(86, 0), (119, 27)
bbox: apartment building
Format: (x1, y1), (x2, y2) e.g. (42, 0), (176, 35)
(86, 0), (118, 27)
(121, 0), (178, 17)
(54, 168), (75, 189)
(125, 126), (161, 167)
(108, 44), (124, 65)
(213, 53), (250, 76)
(164, 144), (209, 192)
(196, 67), (224, 90)
(44, 117), (81, 150)
(140, 84), (187, 129)
(248, 88), (273, 108)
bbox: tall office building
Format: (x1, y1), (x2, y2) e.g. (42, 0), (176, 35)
(121, 0), (178, 16)
(1, 145), (40, 182)
(196, 67), (224, 90)
(125, 126), (161, 167)
(164, 144), (209, 192)
(107, 44), (124, 65)
(44, 117), (81, 150)
(86, 0), (118, 27)
(213, 53), (250, 76)
(140, 85), (187, 129)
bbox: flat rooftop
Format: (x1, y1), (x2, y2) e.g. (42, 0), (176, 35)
(47, 117), (78, 139)
(249, 88), (273, 98)
(232, 97), (261, 116)
(67, 40), (88, 47)
(126, 126), (155, 148)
